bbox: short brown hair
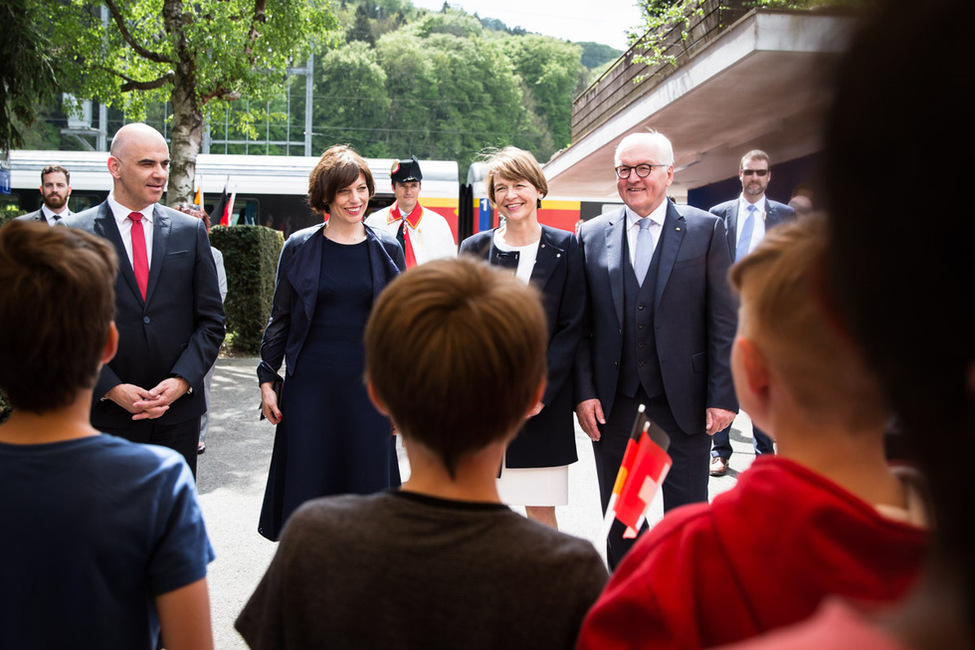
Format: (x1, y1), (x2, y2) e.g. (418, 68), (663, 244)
(176, 203), (211, 232)
(307, 145), (375, 214)
(0, 220), (118, 413)
(364, 258), (547, 478)
(730, 216), (886, 430)
(41, 164), (70, 185)
(485, 147), (548, 207)
(739, 150), (770, 171)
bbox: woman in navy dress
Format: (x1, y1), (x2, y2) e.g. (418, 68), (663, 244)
(257, 145), (405, 541)
(459, 147), (586, 529)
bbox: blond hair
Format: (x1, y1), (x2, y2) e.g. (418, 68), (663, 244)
(730, 216), (887, 430)
(485, 147), (548, 207)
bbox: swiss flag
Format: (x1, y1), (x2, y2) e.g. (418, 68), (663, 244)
(602, 405), (672, 540)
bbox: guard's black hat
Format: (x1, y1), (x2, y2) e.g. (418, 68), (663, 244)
(390, 155), (422, 183)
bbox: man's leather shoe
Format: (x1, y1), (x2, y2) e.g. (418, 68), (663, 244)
(709, 456), (729, 477)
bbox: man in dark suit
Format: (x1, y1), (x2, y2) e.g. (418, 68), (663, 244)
(65, 123), (225, 477)
(575, 131), (738, 567)
(707, 150), (796, 476)
(16, 164), (72, 225)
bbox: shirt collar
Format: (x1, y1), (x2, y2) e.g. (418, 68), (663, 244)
(738, 194), (765, 217)
(387, 201), (423, 229)
(624, 200), (667, 230)
(40, 205), (68, 221)
(108, 192), (154, 226)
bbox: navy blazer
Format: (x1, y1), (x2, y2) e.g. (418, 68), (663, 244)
(258, 223), (405, 386)
(66, 202), (226, 427)
(709, 197), (796, 261)
(459, 225), (586, 467)
(574, 200), (739, 437)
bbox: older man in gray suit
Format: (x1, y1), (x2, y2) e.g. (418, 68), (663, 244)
(575, 131), (738, 567)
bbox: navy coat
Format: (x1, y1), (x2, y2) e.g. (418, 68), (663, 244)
(460, 225), (586, 468)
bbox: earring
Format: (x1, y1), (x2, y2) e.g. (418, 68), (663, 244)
(536, 198), (542, 209)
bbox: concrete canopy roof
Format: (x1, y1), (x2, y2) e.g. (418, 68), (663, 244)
(543, 10), (857, 201)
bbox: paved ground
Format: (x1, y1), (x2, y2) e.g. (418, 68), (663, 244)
(198, 357), (759, 649)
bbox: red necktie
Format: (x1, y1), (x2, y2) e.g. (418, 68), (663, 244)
(129, 212), (149, 300)
(401, 223), (417, 268)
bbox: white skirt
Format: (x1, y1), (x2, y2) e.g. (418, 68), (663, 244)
(497, 458), (569, 507)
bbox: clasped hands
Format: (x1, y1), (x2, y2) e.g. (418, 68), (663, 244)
(107, 377), (190, 420)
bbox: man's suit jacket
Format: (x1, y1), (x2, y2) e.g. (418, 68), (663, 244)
(574, 200), (738, 437)
(709, 197), (796, 262)
(65, 202), (225, 428)
(16, 209), (69, 224)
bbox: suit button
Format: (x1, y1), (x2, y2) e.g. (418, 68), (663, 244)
(638, 323), (646, 329)
(638, 304), (645, 310)
(143, 316), (151, 324)
(638, 361), (645, 366)
(638, 342), (646, 348)
(614, 361), (619, 367)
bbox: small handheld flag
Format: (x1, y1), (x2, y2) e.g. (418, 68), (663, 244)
(602, 405), (673, 541)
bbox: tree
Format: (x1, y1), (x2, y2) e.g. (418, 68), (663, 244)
(0, 0), (60, 152)
(500, 34), (585, 152)
(313, 42), (391, 157)
(376, 20), (541, 173)
(43, 0), (338, 203)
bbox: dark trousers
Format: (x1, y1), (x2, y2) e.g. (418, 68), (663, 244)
(593, 390), (711, 569)
(710, 421), (774, 459)
(100, 417), (201, 478)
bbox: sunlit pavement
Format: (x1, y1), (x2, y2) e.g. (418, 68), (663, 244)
(198, 357), (758, 650)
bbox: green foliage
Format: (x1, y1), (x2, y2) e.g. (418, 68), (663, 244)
(577, 42), (624, 69)
(209, 225), (284, 356)
(374, 30), (539, 172)
(1, 205), (26, 227)
(32, 0), (339, 204)
(49, 0), (337, 119)
(314, 42), (391, 158)
(500, 35), (585, 150)
(0, 0), (61, 151)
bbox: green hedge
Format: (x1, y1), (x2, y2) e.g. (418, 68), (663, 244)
(210, 225), (284, 356)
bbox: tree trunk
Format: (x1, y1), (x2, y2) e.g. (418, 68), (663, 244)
(168, 74), (203, 206)
(164, 0), (202, 206)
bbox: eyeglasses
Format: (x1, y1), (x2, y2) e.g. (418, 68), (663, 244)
(615, 163), (669, 179)
(741, 169), (769, 177)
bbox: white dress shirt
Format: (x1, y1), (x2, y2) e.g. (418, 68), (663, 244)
(624, 201), (667, 268)
(736, 194), (767, 255)
(107, 193), (154, 268)
(40, 205), (70, 226)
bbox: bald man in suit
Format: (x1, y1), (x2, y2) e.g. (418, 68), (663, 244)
(66, 123), (224, 477)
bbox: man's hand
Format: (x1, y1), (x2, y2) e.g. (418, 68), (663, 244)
(705, 407), (737, 436)
(261, 381), (283, 425)
(106, 383), (153, 414)
(130, 377), (190, 420)
(576, 398), (606, 441)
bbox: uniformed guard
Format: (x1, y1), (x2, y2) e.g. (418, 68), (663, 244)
(364, 156), (457, 266)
